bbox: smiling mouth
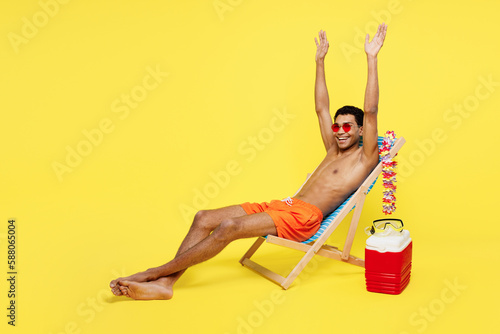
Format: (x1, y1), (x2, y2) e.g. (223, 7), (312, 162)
(338, 137), (348, 143)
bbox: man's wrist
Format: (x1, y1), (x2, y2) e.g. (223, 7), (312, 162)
(316, 58), (325, 64)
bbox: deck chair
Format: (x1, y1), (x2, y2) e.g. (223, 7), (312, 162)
(239, 135), (405, 289)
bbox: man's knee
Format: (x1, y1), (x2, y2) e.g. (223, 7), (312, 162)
(212, 218), (240, 242)
(192, 210), (212, 230)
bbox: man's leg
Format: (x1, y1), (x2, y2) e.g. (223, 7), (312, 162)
(110, 205), (274, 298)
(114, 210), (277, 300)
(110, 205), (247, 297)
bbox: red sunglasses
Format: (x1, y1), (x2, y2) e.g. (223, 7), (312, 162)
(332, 122), (354, 132)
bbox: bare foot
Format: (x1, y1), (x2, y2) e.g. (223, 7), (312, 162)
(110, 271), (152, 296)
(118, 277), (174, 300)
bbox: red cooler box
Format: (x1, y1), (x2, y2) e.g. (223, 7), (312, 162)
(365, 229), (412, 295)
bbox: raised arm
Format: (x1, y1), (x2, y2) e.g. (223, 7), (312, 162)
(314, 30), (336, 152)
(362, 23), (387, 159)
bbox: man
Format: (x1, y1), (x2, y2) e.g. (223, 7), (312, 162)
(110, 23), (387, 300)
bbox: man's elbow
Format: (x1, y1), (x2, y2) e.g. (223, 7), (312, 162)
(316, 107), (330, 115)
(363, 107), (378, 114)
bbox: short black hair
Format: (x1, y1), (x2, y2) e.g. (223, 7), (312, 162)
(334, 105), (364, 126)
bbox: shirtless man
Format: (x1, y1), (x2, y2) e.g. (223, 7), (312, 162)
(110, 23), (387, 300)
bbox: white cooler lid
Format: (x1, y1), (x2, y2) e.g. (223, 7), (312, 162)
(366, 229), (411, 253)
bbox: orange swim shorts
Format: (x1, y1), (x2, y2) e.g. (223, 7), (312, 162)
(240, 197), (323, 242)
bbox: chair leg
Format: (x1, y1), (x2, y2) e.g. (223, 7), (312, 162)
(239, 237), (265, 264)
(282, 246), (317, 289)
(240, 237), (289, 287)
(341, 196), (366, 260)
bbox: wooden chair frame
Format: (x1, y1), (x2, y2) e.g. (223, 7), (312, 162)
(239, 137), (405, 289)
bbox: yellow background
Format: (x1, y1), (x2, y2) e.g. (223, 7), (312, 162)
(1, 0), (499, 333)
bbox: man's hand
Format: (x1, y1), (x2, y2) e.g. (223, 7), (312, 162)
(315, 30), (329, 62)
(364, 23), (387, 58)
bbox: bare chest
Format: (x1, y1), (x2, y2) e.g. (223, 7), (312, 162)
(316, 149), (364, 180)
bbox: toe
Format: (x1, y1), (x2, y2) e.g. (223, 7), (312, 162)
(119, 286), (129, 297)
(110, 278), (122, 288)
(112, 288), (123, 296)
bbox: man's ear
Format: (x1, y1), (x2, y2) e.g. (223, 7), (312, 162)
(359, 125), (363, 136)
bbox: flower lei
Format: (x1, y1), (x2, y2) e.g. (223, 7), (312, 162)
(380, 131), (397, 215)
